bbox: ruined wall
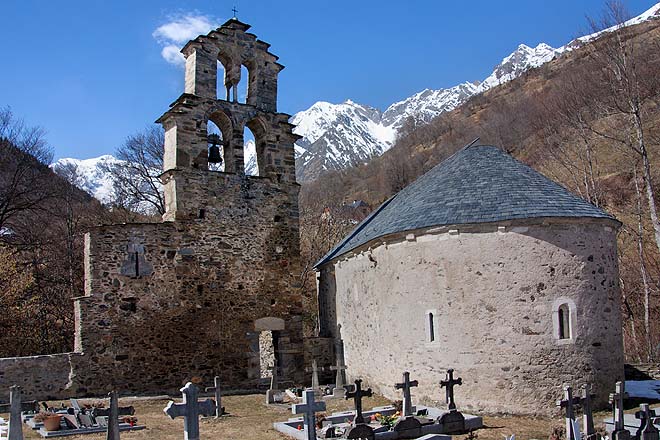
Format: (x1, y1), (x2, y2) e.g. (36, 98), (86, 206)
(71, 171), (303, 396)
(319, 218), (624, 415)
(0, 353), (80, 402)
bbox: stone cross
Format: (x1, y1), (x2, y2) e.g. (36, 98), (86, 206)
(292, 389), (326, 440)
(580, 384), (596, 440)
(306, 360), (321, 389)
(269, 360), (279, 390)
(8, 386), (23, 440)
(164, 382), (216, 440)
(330, 360), (347, 390)
(345, 379), (373, 424)
(635, 404), (659, 440)
(440, 369), (462, 411)
(609, 381), (630, 440)
(556, 385), (581, 440)
(106, 391), (120, 440)
(395, 372), (419, 417)
(205, 376), (223, 418)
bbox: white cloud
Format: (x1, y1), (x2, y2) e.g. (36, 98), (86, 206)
(153, 14), (220, 66)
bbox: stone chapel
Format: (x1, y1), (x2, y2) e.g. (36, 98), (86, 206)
(316, 144), (625, 415)
(0, 18), (307, 400)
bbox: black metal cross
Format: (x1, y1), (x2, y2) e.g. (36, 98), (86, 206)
(440, 369), (462, 411)
(556, 385), (581, 440)
(345, 379), (372, 424)
(232, 7), (238, 18)
(395, 371), (418, 417)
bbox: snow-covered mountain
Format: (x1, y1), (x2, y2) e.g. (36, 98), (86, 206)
(51, 155), (120, 204)
(55, 1), (660, 196)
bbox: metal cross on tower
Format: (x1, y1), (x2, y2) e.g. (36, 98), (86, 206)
(609, 381), (631, 440)
(164, 383), (216, 440)
(232, 7), (238, 18)
(345, 379), (373, 424)
(557, 385), (581, 440)
(395, 372), (419, 417)
(440, 369), (462, 411)
(292, 389), (326, 440)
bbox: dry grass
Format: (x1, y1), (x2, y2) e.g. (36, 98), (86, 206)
(2, 393), (597, 440)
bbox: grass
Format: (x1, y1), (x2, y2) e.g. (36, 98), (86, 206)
(1, 393), (607, 440)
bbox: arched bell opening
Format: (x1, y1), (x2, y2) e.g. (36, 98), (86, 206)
(244, 117), (268, 177)
(207, 110), (233, 172)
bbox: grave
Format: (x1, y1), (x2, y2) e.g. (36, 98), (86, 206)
(266, 360), (286, 404)
(29, 394), (144, 438)
(274, 370), (482, 440)
(164, 382), (216, 440)
(205, 376), (226, 417)
(556, 384), (581, 440)
(603, 381), (660, 439)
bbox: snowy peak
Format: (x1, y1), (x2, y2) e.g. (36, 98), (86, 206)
(51, 155), (120, 203)
(478, 43), (561, 92)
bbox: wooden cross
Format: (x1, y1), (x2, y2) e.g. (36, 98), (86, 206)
(345, 379), (372, 424)
(164, 383), (216, 440)
(106, 391), (120, 440)
(292, 389), (326, 440)
(556, 385), (581, 440)
(305, 360), (321, 389)
(232, 6), (238, 18)
(395, 371), (419, 417)
(440, 369), (462, 411)
(609, 381), (630, 440)
(8, 385), (23, 440)
(205, 376), (224, 418)
(635, 404), (659, 440)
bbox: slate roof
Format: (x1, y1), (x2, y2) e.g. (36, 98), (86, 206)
(315, 144), (617, 268)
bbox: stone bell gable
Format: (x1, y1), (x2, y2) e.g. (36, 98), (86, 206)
(0, 19), (305, 402)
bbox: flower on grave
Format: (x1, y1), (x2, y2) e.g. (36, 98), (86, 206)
(375, 413), (399, 430)
(297, 424), (302, 431)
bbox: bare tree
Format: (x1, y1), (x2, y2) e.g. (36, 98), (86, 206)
(101, 126), (165, 215)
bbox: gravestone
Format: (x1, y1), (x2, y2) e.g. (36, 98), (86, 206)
(345, 379), (375, 440)
(292, 389), (326, 440)
(438, 369), (465, 434)
(8, 386), (23, 440)
(635, 404), (659, 440)
(345, 379), (373, 424)
(393, 416), (423, 439)
(609, 381), (631, 440)
(164, 382), (216, 440)
(107, 391), (120, 440)
(557, 385), (581, 440)
(395, 372), (419, 417)
(205, 376), (224, 417)
(306, 360), (321, 391)
(580, 384), (596, 440)
(266, 360), (283, 404)
(328, 356), (347, 398)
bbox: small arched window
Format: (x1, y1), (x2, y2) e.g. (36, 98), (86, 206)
(426, 309), (437, 343)
(558, 304), (570, 339)
(553, 299), (576, 343)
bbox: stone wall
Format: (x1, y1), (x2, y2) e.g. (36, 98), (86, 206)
(0, 353), (81, 403)
(69, 171), (304, 397)
(318, 218), (624, 415)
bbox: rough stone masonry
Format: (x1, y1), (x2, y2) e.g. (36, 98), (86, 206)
(0, 18), (306, 400)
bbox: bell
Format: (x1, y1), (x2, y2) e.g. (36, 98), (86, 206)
(208, 145), (223, 164)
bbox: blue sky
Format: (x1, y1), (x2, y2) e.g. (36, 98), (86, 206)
(0, 0), (655, 160)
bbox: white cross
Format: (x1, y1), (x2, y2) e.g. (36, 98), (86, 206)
(292, 389), (326, 440)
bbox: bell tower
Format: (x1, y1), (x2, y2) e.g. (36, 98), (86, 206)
(156, 18), (300, 222)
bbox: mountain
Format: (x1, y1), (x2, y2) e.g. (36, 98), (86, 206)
(51, 155), (120, 204)
(54, 2), (660, 197)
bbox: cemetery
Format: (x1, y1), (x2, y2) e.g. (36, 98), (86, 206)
(0, 9), (659, 440)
